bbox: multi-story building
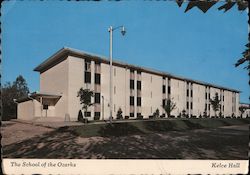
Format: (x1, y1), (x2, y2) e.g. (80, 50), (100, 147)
(17, 47), (240, 121)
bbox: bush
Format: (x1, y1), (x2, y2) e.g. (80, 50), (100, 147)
(199, 114), (202, 118)
(153, 109), (160, 118)
(149, 115), (153, 119)
(116, 108), (123, 119)
(191, 115), (197, 118)
(78, 110), (84, 122)
(136, 115), (143, 120)
(82, 118), (88, 123)
(170, 115), (175, 118)
(125, 115), (129, 119)
(94, 116), (100, 120)
(160, 114), (165, 118)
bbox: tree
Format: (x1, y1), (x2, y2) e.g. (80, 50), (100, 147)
(162, 98), (176, 118)
(116, 108), (123, 119)
(176, 0), (249, 76)
(2, 75), (29, 120)
(77, 88), (94, 118)
(209, 92), (221, 117)
(239, 106), (246, 118)
(153, 108), (160, 118)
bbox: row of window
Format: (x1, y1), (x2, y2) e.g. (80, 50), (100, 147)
(85, 72), (101, 84)
(84, 112), (100, 117)
(130, 80), (141, 90)
(129, 112), (141, 117)
(130, 96), (141, 106)
(162, 85), (171, 94)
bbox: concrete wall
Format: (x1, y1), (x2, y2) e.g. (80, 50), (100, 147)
(17, 100), (34, 120)
(36, 55), (240, 121)
(40, 58), (69, 118)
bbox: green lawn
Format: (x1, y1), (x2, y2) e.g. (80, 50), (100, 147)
(66, 118), (250, 138)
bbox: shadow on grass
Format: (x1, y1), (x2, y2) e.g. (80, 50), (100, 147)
(2, 124), (249, 159)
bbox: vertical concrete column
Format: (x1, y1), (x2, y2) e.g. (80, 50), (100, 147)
(188, 82), (191, 117)
(125, 68), (130, 116)
(235, 93), (239, 117)
(90, 61), (95, 119)
(134, 70), (137, 117)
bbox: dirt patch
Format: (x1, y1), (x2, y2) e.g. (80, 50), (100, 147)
(1, 121), (54, 146)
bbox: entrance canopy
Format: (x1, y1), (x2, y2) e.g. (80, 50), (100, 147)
(16, 92), (62, 106)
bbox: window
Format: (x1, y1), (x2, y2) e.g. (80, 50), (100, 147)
(43, 105), (48, 110)
(168, 86), (171, 94)
(191, 90), (193, 97)
(162, 99), (165, 106)
(95, 73), (100, 84)
(130, 80), (134, 89)
(209, 104), (210, 110)
(186, 89), (189, 96)
(162, 85), (166, 94)
(186, 102), (189, 109)
(205, 92), (207, 99)
(137, 81), (141, 90)
(137, 71), (141, 75)
(85, 61), (91, 71)
(85, 72), (91, 83)
(95, 93), (100, 104)
(205, 104), (207, 111)
(191, 102), (193, 109)
(137, 113), (141, 117)
(130, 96), (134, 106)
(130, 113), (134, 117)
(94, 112), (100, 117)
(130, 69), (134, 73)
(84, 112), (91, 117)
(137, 97), (141, 106)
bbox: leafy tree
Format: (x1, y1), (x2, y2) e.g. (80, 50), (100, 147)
(2, 75), (29, 120)
(176, 0), (249, 77)
(209, 92), (221, 117)
(239, 106), (246, 118)
(153, 108), (160, 118)
(77, 88), (94, 118)
(116, 108), (123, 119)
(162, 98), (176, 118)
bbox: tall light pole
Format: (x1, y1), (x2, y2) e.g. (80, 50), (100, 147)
(108, 25), (126, 122)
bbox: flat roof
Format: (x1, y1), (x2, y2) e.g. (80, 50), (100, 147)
(34, 47), (240, 93)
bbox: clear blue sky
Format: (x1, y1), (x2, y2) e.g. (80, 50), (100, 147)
(1, 1), (249, 103)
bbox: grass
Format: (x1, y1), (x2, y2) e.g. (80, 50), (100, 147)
(65, 118), (250, 138)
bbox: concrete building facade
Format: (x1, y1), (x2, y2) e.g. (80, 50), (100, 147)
(17, 47), (240, 121)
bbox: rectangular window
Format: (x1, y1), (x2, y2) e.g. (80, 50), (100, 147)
(85, 72), (91, 83)
(95, 73), (100, 84)
(168, 86), (171, 94)
(130, 80), (134, 89)
(85, 61), (91, 71)
(162, 85), (166, 94)
(94, 112), (100, 117)
(95, 93), (100, 104)
(186, 102), (189, 109)
(137, 97), (141, 106)
(130, 113), (134, 117)
(162, 99), (165, 106)
(130, 96), (134, 106)
(137, 113), (141, 117)
(209, 104), (210, 110)
(205, 104), (207, 111)
(191, 102), (193, 109)
(187, 89), (189, 97)
(43, 105), (48, 110)
(84, 112), (91, 117)
(205, 92), (207, 99)
(137, 81), (141, 90)
(191, 90), (193, 97)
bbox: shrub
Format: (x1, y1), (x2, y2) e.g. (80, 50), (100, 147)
(125, 115), (129, 119)
(153, 109), (160, 118)
(160, 114), (165, 118)
(177, 113), (181, 118)
(170, 115), (175, 118)
(149, 115), (153, 119)
(116, 108), (123, 119)
(82, 118), (88, 123)
(77, 110), (84, 122)
(199, 114), (202, 118)
(181, 110), (186, 118)
(191, 115), (197, 118)
(203, 111), (207, 118)
(136, 115), (143, 120)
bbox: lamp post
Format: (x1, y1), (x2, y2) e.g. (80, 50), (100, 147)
(108, 25), (126, 122)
